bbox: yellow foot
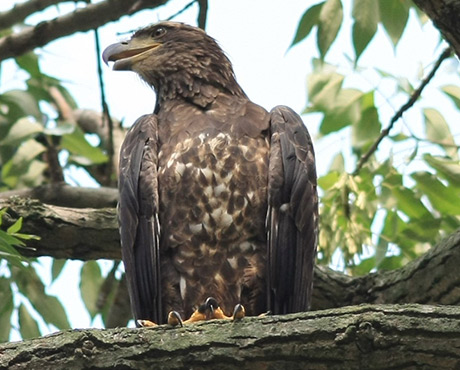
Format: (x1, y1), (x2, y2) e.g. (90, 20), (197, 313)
(166, 297), (246, 327)
(167, 302), (209, 327)
(137, 319), (157, 327)
(205, 297), (246, 321)
(257, 310), (272, 318)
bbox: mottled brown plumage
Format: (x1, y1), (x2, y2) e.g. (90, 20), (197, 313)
(103, 22), (318, 324)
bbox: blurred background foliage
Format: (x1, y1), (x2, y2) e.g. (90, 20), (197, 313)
(1, 0), (460, 341)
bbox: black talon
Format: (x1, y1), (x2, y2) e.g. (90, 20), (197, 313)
(168, 310), (183, 327)
(232, 304), (245, 320)
(205, 297), (219, 317)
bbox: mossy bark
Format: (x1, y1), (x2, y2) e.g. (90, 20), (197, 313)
(1, 304), (460, 370)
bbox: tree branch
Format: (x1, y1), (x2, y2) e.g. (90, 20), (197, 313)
(312, 226), (460, 309)
(0, 197), (119, 260)
(1, 304), (459, 369)
(94, 26), (116, 187)
(0, 0), (169, 62)
(0, 185), (118, 208)
(1, 196), (460, 309)
(414, 0), (460, 60)
(197, 0), (208, 29)
(353, 46), (452, 176)
(0, 0), (65, 30)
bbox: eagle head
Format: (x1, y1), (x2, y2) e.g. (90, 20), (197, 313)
(102, 21), (244, 102)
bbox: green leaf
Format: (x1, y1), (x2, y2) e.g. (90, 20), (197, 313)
(378, 255), (404, 271)
(18, 304), (41, 339)
(317, 0), (343, 59)
(80, 261), (104, 319)
(390, 133), (410, 142)
(378, 0), (411, 46)
(442, 84), (460, 110)
(391, 186), (432, 220)
(0, 235), (28, 269)
(424, 154), (460, 187)
(291, 2), (324, 47)
(352, 92), (381, 151)
(423, 108), (458, 160)
(0, 90), (42, 121)
(61, 127), (108, 165)
(18, 159), (48, 188)
(0, 117), (43, 146)
(0, 277), (13, 342)
(318, 171), (341, 190)
(320, 89), (363, 134)
(2, 139), (46, 188)
(351, 256), (376, 275)
(12, 266), (71, 330)
(0, 228), (25, 249)
(412, 171), (460, 215)
(51, 259), (67, 282)
(330, 152), (345, 172)
(397, 77), (414, 95)
(352, 0), (379, 61)
(377, 210), (399, 264)
(401, 217), (441, 243)
(15, 52), (41, 78)
(307, 65), (344, 111)
(7, 217), (23, 234)
(43, 122), (75, 136)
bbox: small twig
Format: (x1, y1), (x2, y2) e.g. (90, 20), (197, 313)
(353, 46), (453, 176)
(96, 261), (121, 312)
(196, 0), (208, 30)
(166, 0), (197, 21)
(94, 27), (115, 186)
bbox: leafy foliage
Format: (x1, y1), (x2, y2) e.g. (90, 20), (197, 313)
(293, 0), (460, 274)
(0, 32), (113, 342)
(0, 52), (108, 191)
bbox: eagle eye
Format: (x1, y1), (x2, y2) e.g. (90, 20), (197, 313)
(152, 27), (166, 38)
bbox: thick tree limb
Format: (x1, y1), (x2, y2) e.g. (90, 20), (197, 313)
(0, 197), (119, 260)
(0, 185), (118, 208)
(0, 0), (65, 30)
(414, 0), (460, 60)
(1, 304), (459, 369)
(1, 196), (460, 309)
(311, 226), (460, 308)
(0, 0), (169, 62)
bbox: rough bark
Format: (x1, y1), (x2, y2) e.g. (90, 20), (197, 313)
(1, 196), (460, 310)
(0, 0), (169, 62)
(413, 0), (460, 59)
(311, 229), (460, 309)
(0, 0), (65, 30)
(0, 197), (119, 260)
(0, 185), (118, 209)
(1, 304), (459, 369)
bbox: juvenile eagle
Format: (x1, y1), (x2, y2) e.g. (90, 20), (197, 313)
(103, 22), (318, 325)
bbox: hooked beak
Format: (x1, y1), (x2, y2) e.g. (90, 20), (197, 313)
(102, 38), (161, 71)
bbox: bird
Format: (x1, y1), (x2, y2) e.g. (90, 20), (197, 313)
(102, 21), (318, 326)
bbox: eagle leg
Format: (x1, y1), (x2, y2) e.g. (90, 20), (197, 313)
(181, 303), (209, 325)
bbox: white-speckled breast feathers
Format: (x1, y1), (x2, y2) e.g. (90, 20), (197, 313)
(158, 127), (269, 318)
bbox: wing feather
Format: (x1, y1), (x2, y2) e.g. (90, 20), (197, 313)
(118, 114), (162, 325)
(267, 106), (318, 314)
